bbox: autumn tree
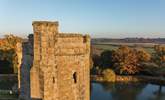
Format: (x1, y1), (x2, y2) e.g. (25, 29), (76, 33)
(0, 34), (23, 74)
(112, 46), (152, 75)
(112, 46), (140, 75)
(153, 45), (165, 67)
(4, 34), (22, 47)
(152, 45), (165, 95)
(136, 48), (151, 62)
(102, 69), (116, 82)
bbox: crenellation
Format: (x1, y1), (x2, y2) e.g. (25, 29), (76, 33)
(32, 21), (59, 26)
(58, 33), (83, 37)
(57, 37), (84, 43)
(32, 21), (59, 34)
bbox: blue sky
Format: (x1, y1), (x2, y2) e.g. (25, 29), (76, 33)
(0, 0), (165, 38)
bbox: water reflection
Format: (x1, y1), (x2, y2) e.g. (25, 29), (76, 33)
(91, 82), (165, 100)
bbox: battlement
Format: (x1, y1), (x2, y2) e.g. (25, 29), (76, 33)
(58, 33), (83, 37)
(32, 21), (59, 33)
(32, 21), (59, 26)
(57, 33), (90, 43)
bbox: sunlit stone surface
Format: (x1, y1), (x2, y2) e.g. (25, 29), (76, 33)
(20, 21), (90, 100)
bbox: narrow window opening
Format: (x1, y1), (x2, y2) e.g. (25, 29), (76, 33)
(73, 72), (77, 83)
(53, 77), (55, 83)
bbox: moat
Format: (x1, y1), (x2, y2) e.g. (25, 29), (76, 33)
(91, 82), (165, 100)
(1, 81), (165, 100)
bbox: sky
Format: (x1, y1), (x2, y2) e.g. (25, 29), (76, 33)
(0, 0), (165, 38)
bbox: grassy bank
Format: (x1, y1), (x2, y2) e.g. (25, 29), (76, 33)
(93, 43), (155, 54)
(91, 75), (165, 85)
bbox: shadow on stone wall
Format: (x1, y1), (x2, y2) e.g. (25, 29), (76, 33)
(19, 34), (34, 100)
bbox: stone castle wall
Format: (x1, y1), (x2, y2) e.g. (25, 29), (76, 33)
(30, 21), (90, 100)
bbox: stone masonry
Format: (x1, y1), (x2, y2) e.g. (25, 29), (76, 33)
(30, 21), (90, 100)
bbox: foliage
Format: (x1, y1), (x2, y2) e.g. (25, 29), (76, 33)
(100, 50), (114, 69)
(91, 66), (102, 75)
(136, 48), (151, 62)
(102, 69), (116, 82)
(139, 62), (160, 76)
(0, 34), (22, 51)
(91, 44), (165, 76)
(91, 45), (153, 75)
(112, 46), (140, 74)
(153, 45), (165, 67)
(0, 34), (22, 74)
(111, 46), (152, 75)
(92, 54), (101, 68)
(3, 34), (22, 48)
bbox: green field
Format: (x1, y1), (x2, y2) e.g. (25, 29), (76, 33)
(93, 43), (155, 54)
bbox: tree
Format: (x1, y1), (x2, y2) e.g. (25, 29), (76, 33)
(112, 46), (152, 75)
(0, 34), (23, 74)
(112, 46), (140, 75)
(136, 48), (151, 62)
(102, 69), (116, 82)
(92, 54), (101, 68)
(153, 45), (165, 67)
(100, 50), (114, 69)
(3, 34), (23, 49)
(153, 45), (165, 96)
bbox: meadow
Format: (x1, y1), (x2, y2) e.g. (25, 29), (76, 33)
(92, 42), (156, 54)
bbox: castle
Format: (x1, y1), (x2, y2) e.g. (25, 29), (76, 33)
(19, 21), (90, 100)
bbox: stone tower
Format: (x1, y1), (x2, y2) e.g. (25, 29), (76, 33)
(30, 21), (90, 100)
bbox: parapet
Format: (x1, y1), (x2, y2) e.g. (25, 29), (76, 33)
(32, 21), (59, 33)
(32, 21), (59, 26)
(57, 33), (90, 43)
(58, 33), (83, 37)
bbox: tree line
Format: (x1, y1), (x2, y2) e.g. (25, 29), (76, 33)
(91, 45), (165, 76)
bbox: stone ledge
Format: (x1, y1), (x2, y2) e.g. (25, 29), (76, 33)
(32, 21), (58, 26)
(58, 33), (83, 37)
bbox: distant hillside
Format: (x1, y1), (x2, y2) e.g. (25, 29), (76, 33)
(92, 38), (165, 44)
